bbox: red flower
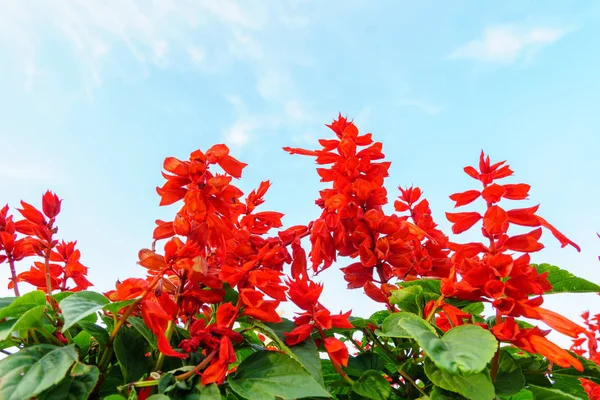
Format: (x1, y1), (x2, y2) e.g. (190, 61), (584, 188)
(324, 337), (349, 367)
(141, 299), (187, 359)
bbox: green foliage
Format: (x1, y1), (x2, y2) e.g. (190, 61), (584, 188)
(534, 263), (600, 294)
(227, 351), (331, 400)
(38, 362), (100, 400)
(346, 352), (386, 378)
(129, 316), (158, 349)
(59, 291), (109, 331)
(424, 360), (495, 400)
(399, 317), (497, 374)
(390, 286), (426, 316)
(351, 370), (391, 400)
(376, 311), (417, 338)
(0, 345), (78, 400)
(494, 350), (525, 397)
(114, 326), (152, 383)
(527, 384), (584, 399)
(0, 291), (45, 319)
(0, 304), (44, 341)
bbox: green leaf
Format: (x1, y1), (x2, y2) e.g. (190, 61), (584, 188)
(0, 290), (45, 319)
(0, 296), (15, 310)
(351, 370), (391, 400)
(114, 326), (152, 383)
(424, 359), (494, 400)
(376, 311), (419, 338)
(461, 302), (484, 315)
(264, 318), (296, 340)
(369, 310), (391, 325)
(527, 384), (583, 399)
(551, 352), (600, 385)
(0, 305), (45, 341)
(346, 352), (386, 378)
(290, 339), (324, 386)
(534, 263), (600, 294)
(72, 330), (91, 356)
(52, 291), (74, 303)
(198, 383), (222, 399)
(504, 389), (533, 400)
(104, 298), (138, 314)
(147, 395), (171, 400)
(228, 351), (331, 400)
(98, 366), (125, 398)
(78, 321), (110, 345)
(389, 286), (425, 315)
(400, 279), (441, 294)
(102, 395), (127, 400)
(495, 350), (525, 396)
(0, 344), (78, 400)
(129, 316), (158, 349)
(551, 375), (588, 399)
(251, 320), (302, 365)
(399, 317), (497, 374)
(38, 362), (100, 400)
(59, 291), (109, 332)
(430, 386), (465, 399)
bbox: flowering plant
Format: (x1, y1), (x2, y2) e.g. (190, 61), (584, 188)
(1, 115), (599, 400)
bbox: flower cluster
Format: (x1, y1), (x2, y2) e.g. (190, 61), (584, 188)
(0, 191), (91, 295)
(284, 115), (450, 308)
(105, 143), (347, 385)
(440, 152), (585, 370)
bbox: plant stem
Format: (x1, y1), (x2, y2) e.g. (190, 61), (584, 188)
(399, 369), (427, 397)
(175, 348), (219, 381)
(8, 257), (20, 296)
(36, 328), (65, 346)
(490, 344), (501, 383)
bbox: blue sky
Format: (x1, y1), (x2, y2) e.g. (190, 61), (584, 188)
(1, 1), (599, 345)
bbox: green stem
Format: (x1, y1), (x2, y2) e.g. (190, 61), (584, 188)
(175, 348), (219, 381)
(36, 328), (64, 346)
(128, 379), (161, 388)
(399, 369), (427, 397)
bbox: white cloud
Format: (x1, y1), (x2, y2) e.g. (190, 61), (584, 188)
(0, 163), (60, 182)
(399, 100), (442, 115)
(449, 25), (568, 63)
(0, 0), (319, 145)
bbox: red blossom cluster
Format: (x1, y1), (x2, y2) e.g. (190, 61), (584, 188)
(0, 191), (91, 295)
(104, 143), (348, 384)
(571, 311), (600, 398)
(283, 115), (451, 308)
(439, 152), (585, 370)
(283, 240), (353, 368)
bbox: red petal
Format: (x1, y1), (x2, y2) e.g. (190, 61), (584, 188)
(445, 212), (482, 234)
(449, 190), (481, 207)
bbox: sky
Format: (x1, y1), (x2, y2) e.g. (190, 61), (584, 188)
(1, 0), (599, 346)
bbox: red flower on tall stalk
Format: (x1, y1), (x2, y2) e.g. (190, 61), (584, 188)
(284, 114), (451, 310)
(441, 151), (584, 371)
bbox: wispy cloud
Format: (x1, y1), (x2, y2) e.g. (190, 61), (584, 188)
(0, 163), (60, 182)
(449, 25), (568, 64)
(0, 0), (318, 144)
(399, 100), (442, 115)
